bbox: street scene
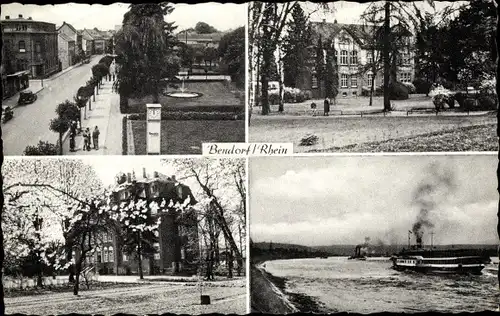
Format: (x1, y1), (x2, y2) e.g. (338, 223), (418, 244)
(1, 3), (245, 155)
(248, 1), (497, 152)
(3, 156), (247, 314)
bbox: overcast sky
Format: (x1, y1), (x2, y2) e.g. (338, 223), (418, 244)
(250, 155), (498, 247)
(0, 2), (245, 31)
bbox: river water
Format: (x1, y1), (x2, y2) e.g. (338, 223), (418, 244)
(263, 256), (499, 313)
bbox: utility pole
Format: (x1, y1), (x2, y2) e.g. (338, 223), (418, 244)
(431, 232), (434, 248)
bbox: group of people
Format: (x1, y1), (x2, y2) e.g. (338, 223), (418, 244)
(311, 97), (333, 116)
(69, 121), (100, 152)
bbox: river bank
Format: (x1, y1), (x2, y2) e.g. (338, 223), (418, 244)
(251, 261), (327, 314)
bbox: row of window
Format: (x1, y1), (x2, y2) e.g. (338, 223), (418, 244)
(312, 50), (411, 66)
(312, 72), (412, 89)
(17, 40), (41, 53)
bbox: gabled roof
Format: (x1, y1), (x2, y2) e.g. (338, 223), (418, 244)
(58, 31), (74, 42)
(58, 21), (77, 34)
(176, 32), (224, 43)
(78, 29), (94, 40)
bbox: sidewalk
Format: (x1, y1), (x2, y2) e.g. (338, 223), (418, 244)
(2, 85), (44, 110)
(64, 78), (122, 155)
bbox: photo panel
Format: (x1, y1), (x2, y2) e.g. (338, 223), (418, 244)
(1, 2), (246, 156)
(248, 1), (497, 153)
(249, 154), (498, 313)
(3, 156), (247, 315)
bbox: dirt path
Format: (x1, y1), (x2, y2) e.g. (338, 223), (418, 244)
(5, 282), (247, 315)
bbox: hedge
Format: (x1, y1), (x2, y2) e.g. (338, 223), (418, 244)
(127, 111), (244, 121)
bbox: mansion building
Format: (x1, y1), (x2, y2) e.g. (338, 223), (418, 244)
(303, 20), (415, 99)
(80, 169), (200, 276)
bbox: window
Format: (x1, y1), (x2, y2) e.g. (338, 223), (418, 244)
(399, 72), (411, 83)
(351, 76), (358, 88)
(108, 247), (114, 262)
(103, 247), (109, 262)
(340, 50), (348, 65)
(15, 24), (27, 31)
(350, 51), (358, 65)
(18, 40), (26, 52)
(154, 253), (160, 260)
(402, 52), (410, 65)
(341, 74), (348, 88)
(35, 41), (41, 53)
(312, 74), (318, 88)
(367, 52), (374, 64)
(123, 254), (128, 262)
(366, 73), (375, 86)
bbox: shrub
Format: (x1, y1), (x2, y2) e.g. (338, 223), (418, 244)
(389, 81), (409, 100)
(464, 98), (477, 110)
(24, 141), (59, 155)
(98, 56), (113, 67)
(429, 85), (454, 111)
(454, 92), (466, 108)
(413, 78), (432, 94)
(402, 82), (416, 94)
(127, 111), (244, 121)
(478, 95), (497, 110)
(479, 78), (496, 96)
(268, 91), (279, 105)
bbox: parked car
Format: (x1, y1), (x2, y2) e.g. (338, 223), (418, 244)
(2, 106), (13, 123)
(18, 90), (37, 106)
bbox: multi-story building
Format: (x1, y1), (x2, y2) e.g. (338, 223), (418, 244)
(77, 29), (94, 55)
(82, 169), (199, 276)
(57, 32), (75, 70)
(57, 22), (78, 65)
(301, 20), (415, 99)
(1, 14), (59, 79)
(83, 28), (111, 54)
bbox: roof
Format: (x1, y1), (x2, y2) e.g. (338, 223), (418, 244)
(176, 32), (223, 42)
(1, 16), (55, 26)
(310, 21), (411, 48)
(78, 29), (94, 40)
(58, 31), (74, 42)
(57, 21), (77, 34)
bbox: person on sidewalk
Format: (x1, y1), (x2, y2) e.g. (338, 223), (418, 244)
(82, 128), (89, 151)
(92, 126), (100, 150)
(324, 97), (330, 116)
(85, 128), (92, 151)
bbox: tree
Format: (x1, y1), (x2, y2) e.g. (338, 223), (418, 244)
(49, 118), (70, 155)
(3, 159), (105, 294)
(91, 63), (109, 84)
(115, 3), (180, 103)
(179, 43), (195, 71)
(194, 22), (218, 34)
(56, 100), (80, 124)
(167, 158), (246, 278)
(315, 36), (325, 98)
(218, 27), (245, 88)
(282, 3), (312, 88)
(203, 46), (218, 69)
(324, 40), (339, 102)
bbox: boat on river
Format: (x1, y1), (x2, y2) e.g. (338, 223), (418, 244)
(391, 233), (491, 275)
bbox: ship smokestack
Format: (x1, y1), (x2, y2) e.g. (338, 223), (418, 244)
(416, 234), (423, 249)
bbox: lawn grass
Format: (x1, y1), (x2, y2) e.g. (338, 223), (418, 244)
(131, 120), (245, 154)
(249, 114), (497, 152)
(312, 123), (498, 152)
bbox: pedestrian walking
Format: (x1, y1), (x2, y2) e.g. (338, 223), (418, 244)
(85, 128), (92, 151)
(92, 126), (100, 150)
(69, 130), (76, 152)
(82, 129), (88, 151)
(324, 97), (330, 116)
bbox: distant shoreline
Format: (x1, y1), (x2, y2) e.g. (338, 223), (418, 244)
(251, 259), (329, 314)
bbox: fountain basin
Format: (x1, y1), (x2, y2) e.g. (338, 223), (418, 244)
(165, 91), (203, 99)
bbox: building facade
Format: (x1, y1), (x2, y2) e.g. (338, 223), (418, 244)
(302, 20), (415, 99)
(58, 22), (78, 65)
(1, 14), (59, 79)
(82, 170), (199, 276)
(57, 32), (75, 70)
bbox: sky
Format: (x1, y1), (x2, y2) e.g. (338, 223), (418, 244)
(250, 155), (498, 247)
(0, 2), (245, 31)
(304, 1), (468, 25)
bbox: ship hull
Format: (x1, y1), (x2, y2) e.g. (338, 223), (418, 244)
(393, 264), (485, 275)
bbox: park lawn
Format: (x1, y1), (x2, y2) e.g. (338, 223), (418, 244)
(131, 120), (245, 154)
(5, 282), (247, 315)
(249, 114), (497, 153)
(313, 123), (498, 152)
(254, 94), (435, 116)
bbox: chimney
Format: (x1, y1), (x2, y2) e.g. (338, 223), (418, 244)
(322, 18), (326, 23)
(334, 19), (338, 24)
(28, 17), (32, 20)
(19, 14), (23, 18)
(143, 167), (146, 178)
(416, 234), (423, 249)
(153, 171), (159, 178)
(127, 173), (131, 183)
(171, 175), (176, 182)
(5, 16), (10, 20)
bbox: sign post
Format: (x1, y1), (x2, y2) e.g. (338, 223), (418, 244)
(146, 103), (161, 155)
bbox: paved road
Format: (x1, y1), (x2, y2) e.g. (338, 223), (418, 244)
(2, 55), (104, 155)
(5, 280), (247, 315)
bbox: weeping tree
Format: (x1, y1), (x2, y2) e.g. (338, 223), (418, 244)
(115, 3), (180, 104)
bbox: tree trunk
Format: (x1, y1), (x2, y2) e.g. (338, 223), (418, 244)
(255, 51), (261, 108)
(277, 47), (284, 112)
(383, 1), (391, 112)
(138, 235), (144, 280)
(73, 260), (82, 295)
(369, 68), (375, 107)
(59, 132), (63, 155)
(261, 46), (271, 115)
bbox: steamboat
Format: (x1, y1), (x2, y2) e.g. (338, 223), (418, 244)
(391, 232), (491, 275)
